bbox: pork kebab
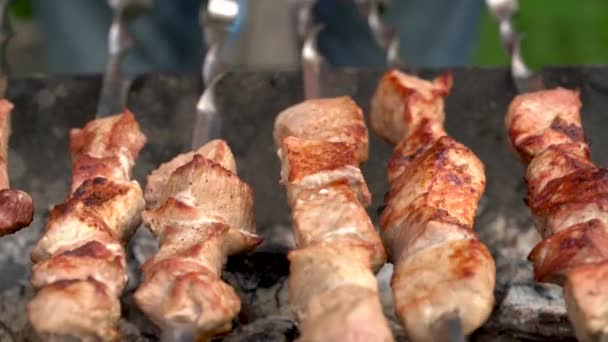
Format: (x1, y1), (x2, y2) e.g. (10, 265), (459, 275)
(28, 111), (146, 340)
(274, 97), (394, 341)
(370, 69), (496, 341)
(506, 88), (608, 341)
(134, 139), (262, 340)
(0, 100), (33, 236)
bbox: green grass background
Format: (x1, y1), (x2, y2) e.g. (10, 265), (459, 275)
(473, 0), (608, 68)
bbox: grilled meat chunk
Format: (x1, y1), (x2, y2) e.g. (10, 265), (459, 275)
(506, 87), (608, 341)
(135, 140), (261, 337)
(371, 69), (495, 341)
(274, 97), (393, 341)
(28, 111), (146, 341)
(0, 100), (33, 236)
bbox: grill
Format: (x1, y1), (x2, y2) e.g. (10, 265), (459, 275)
(2, 67), (607, 340)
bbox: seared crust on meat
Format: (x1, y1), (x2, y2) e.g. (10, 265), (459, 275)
(506, 87), (608, 340)
(370, 69), (452, 145)
(70, 110), (146, 190)
(279, 136), (371, 207)
(135, 140), (261, 337)
(275, 98), (393, 341)
(506, 87), (585, 162)
(145, 139), (236, 209)
(28, 111), (146, 341)
(529, 220), (608, 284)
(371, 69), (495, 341)
(382, 136), (485, 232)
(274, 96), (369, 162)
(0, 100), (34, 236)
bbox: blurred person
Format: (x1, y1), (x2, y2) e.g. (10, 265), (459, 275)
(30, 0), (483, 74)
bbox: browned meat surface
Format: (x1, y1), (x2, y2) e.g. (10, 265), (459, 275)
(506, 87), (608, 341)
(145, 139), (236, 209)
(135, 140), (261, 338)
(28, 111), (146, 341)
(371, 69), (495, 341)
(274, 98), (393, 341)
(274, 96), (369, 162)
(70, 110), (146, 191)
(0, 100), (33, 236)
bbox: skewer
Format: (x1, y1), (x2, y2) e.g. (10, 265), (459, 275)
(97, 0), (152, 118)
(432, 311), (467, 342)
(192, 0), (240, 149)
(301, 23), (325, 99)
(485, 0), (544, 92)
(359, 0), (405, 68)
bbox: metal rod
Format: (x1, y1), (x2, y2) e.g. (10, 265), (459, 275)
(432, 311), (467, 342)
(192, 0), (241, 149)
(302, 24), (324, 99)
(359, 0), (405, 68)
(96, 0), (151, 118)
(485, 0), (544, 93)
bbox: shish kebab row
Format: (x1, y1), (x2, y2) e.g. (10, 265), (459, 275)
(0, 69), (597, 341)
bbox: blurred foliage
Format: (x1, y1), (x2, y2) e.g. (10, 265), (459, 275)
(10, 0), (32, 19)
(474, 0), (608, 68)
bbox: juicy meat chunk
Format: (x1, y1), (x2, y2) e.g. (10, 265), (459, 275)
(382, 136), (485, 231)
(0, 100), (34, 236)
(526, 143), (593, 199)
(29, 111), (146, 341)
(136, 140), (261, 337)
(161, 155), (256, 234)
(70, 110), (146, 190)
(529, 167), (608, 238)
(292, 184), (386, 271)
(274, 96), (369, 162)
(274, 96), (393, 342)
(370, 70), (452, 145)
(564, 261), (608, 342)
(0, 188), (33, 236)
(279, 136), (371, 207)
(371, 70), (495, 341)
(28, 279), (121, 341)
(145, 139), (236, 209)
(391, 239), (495, 342)
(506, 87), (586, 162)
(529, 219), (608, 284)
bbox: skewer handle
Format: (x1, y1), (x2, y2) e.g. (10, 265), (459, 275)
(192, 0), (241, 149)
(485, 0), (543, 92)
(96, 0), (151, 118)
(359, 0), (405, 68)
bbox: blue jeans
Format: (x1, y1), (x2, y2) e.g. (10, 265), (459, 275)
(31, 0), (482, 73)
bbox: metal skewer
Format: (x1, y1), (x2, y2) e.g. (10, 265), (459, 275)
(358, 0), (405, 68)
(302, 23), (325, 99)
(432, 311), (467, 342)
(486, 0), (544, 93)
(191, 0), (240, 150)
(96, 0), (152, 118)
